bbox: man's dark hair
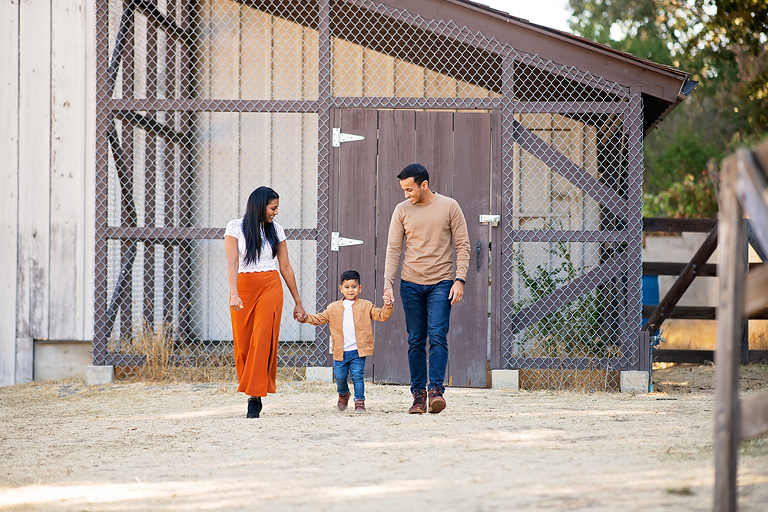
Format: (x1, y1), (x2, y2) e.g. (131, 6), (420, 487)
(340, 270), (361, 284)
(397, 163), (429, 186)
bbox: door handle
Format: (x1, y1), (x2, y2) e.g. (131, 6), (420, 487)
(479, 214), (500, 227)
(476, 241), (481, 273)
(331, 232), (364, 252)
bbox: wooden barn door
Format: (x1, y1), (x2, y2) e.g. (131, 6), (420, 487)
(332, 109), (493, 388)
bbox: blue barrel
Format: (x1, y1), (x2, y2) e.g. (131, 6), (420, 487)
(641, 275), (660, 306)
(641, 275), (659, 328)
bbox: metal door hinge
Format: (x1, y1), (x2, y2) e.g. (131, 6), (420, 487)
(479, 214), (501, 227)
(331, 232), (365, 251)
(332, 128), (365, 147)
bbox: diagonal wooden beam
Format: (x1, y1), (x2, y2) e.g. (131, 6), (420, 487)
(103, 242), (138, 339)
(643, 223), (718, 334)
(106, 0), (134, 93)
(509, 250), (628, 336)
(134, 0), (192, 44)
(736, 148), (768, 254)
(114, 110), (186, 145)
(107, 119), (137, 226)
(512, 120), (630, 221)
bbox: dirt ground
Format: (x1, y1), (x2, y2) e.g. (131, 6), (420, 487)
(2, 364), (768, 512)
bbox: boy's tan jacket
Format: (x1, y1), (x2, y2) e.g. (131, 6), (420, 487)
(303, 299), (392, 361)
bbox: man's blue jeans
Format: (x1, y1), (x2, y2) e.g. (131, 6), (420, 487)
(400, 279), (452, 394)
(334, 350), (366, 401)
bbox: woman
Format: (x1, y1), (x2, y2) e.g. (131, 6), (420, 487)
(225, 186), (306, 418)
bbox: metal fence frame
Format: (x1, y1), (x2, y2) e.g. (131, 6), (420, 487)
(93, 0), (644, 377)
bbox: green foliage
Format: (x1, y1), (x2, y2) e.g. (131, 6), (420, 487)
(512, 243), (616, 359)
(643, 172), (719, 218)
(643, 120), (724, 194)
(568, 0), (768, 218)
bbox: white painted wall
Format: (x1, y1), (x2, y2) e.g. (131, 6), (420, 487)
(0, 0), (95, 386)
(1, 0), (21, 387)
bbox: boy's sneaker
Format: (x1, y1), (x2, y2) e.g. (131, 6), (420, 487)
(354, 399), (366, 412)
(337, 392), (351, 411)
(409, 390), (427, 414)
(428, 388), (446, 414)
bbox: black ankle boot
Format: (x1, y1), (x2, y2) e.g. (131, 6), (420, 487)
(247, 396), (262, 418)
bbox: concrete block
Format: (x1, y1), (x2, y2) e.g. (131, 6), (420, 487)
(491, 369), (519, 390)
(34, 341), (92, 381)
(620, 371), (649, 394)
(85, 365), (114, 385)
(305, 366), (333, 383)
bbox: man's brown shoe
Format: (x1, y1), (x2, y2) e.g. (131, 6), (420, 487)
(354, 399), (366, 412)
(337, 392), (351, 411)
(428, 388), (446, 414)
(409, 390), (427, 414)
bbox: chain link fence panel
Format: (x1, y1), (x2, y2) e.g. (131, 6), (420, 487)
(95, 0), (644, 388)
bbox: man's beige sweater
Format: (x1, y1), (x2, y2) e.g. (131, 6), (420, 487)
(384, 193), (471, 290)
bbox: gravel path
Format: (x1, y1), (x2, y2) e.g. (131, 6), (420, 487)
(1, 365), (767, 511)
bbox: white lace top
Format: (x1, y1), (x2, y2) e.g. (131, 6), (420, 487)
(224, 218), (286, 273)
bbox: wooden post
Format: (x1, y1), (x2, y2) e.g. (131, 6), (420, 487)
(714, 155), (745, 512)
(740, 219), (749, 365)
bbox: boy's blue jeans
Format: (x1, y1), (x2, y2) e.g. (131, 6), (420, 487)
(334, 350), (366, 401)
(400, 279), (452, 394)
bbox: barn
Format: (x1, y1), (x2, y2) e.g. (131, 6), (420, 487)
(1, 0), (696, 389)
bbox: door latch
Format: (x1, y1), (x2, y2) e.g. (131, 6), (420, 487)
(479, 214), (501, 227)
(331, 232), (365, 251)
(332, 128), (365, 147)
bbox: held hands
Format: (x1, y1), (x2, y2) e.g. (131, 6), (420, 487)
(293, 304), (307, 323)
(382, 288), (395, 309)
(448, 281), (464, 305)
(229, 295), (243, 311)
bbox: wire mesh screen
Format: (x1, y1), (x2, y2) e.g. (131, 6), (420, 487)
(330, 0), (501, 98)
(95, 0), (643, 387)
(96, 0), (324, 377)
(500, 53), (643, 390)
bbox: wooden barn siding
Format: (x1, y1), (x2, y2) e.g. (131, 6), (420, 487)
(1, 0), (21, 386)
(1, 0), (94, 386)
(331, 37), (493, 98)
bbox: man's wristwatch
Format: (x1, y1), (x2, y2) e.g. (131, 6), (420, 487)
(455, 278), (465, 284)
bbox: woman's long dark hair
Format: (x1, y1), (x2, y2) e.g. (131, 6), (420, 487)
(242, 186), (280, 265)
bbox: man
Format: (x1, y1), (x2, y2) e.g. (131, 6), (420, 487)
(382, 163), (470, 414)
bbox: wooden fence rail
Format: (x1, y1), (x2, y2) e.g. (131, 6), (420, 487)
(714, 138), (768, 511)
(641, 217), (766, 364)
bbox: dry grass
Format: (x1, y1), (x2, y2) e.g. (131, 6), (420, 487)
(107, 322), (312, 384)
(520, 368), (621, 391)
(109, 322), (236, 383)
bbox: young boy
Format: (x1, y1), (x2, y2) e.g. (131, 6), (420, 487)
(298, 270), (393, 412)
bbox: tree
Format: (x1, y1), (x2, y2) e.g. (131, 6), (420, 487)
(569, 0), (768, 217)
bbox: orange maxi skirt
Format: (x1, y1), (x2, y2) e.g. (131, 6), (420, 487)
(230, 270), (283, 397)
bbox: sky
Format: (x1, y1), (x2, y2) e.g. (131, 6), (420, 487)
(474, 0), (574, 33)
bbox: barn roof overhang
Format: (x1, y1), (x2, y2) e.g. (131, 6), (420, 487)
(384, 0), (697, 137)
